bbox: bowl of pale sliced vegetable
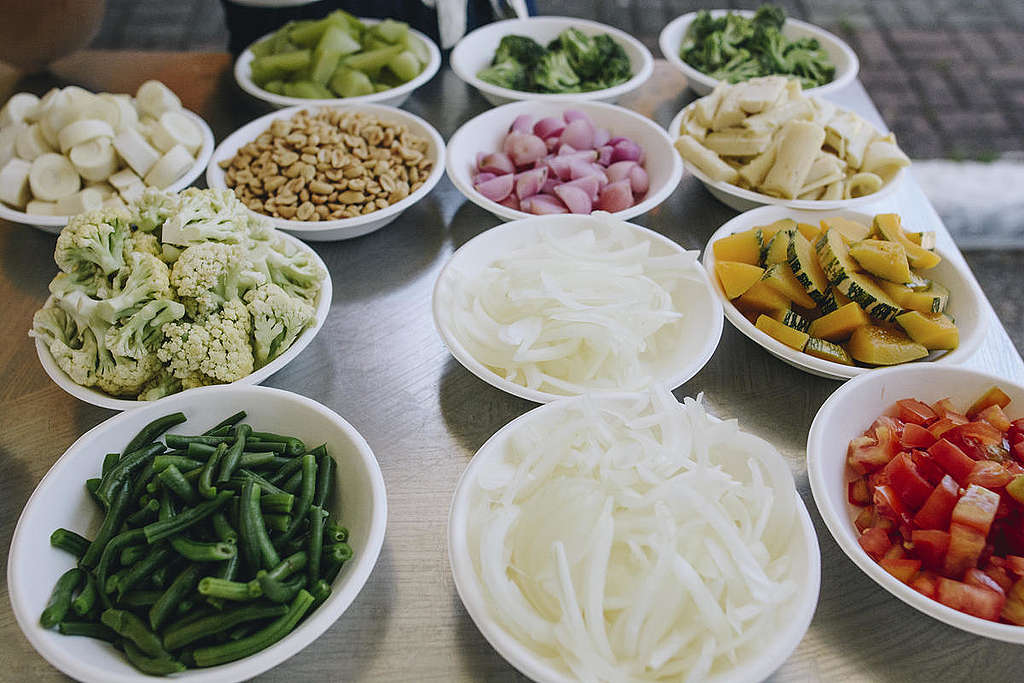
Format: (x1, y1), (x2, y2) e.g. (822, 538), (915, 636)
(234, 12), (441, 109)
(703, 205), (988, 380)
(0, 82), (214, 234)
(432, 213), (722, 402)
(448, 387), (821, 682)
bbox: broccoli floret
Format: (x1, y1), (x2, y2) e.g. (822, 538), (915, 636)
(248, 238), (324, 304)
(158, 188), (251, 246)
(171, 242), (265, 318)
(158, 299), (254, 384)
(96, 251), (172, 323)
(587, 34), (632, 88)
(133, 188), (177, 233)
(493, 34), (546, 67)
(784, 37), (836, 87)
(477, 59), (529, 91)
(720, 13), (755, 52)
(532, 51), (581, 93)
(711, 48), (763, 83)
(54, 208), (131, 277)
(138, 369), (182, 401)
(105, 299), (185, 359)
(752, 4), (786, 31)
(245, 283), (315, 368)
(556, 28), (603, 80)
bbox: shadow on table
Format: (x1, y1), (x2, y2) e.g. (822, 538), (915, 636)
(451, 590), (530, 681)
(437, 356), (532, 457)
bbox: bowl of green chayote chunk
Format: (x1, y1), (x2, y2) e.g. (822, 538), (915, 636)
(659, 5), (859, 96)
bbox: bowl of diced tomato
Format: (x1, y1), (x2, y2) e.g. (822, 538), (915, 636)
(807, 364), (1024, 642)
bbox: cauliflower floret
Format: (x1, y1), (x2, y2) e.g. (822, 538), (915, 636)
(248, 237), (325, 304)
(105, 299), (185, 359)
(133, 187), (177, 232)
(130, 230), (162, 258)
(48, 330), (101, 387)
(158, 299), (254, 384)
(95, 351), (161, 397)
(245, 283), (315, 368)
(170, 242), (265, 318)
(97, 251), (172, 323)
(159, 188), (251, 246)
(54, 207), (131, 276)
(138, 369), (182, 401)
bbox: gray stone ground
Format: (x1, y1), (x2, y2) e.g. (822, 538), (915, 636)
(90, 0), (1024, 352)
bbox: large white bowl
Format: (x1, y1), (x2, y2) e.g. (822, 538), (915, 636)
(449, 16), (654, 107)
(234, 19), (442, 110)
(807, 365), (1024, 643)
(659, 10), (859, 97)
(206, 103), (445, 241)
(34, 229), (333, 410)
(667, 104), (905, 213)
(702, 206), (988, 380)
(446, 100), (682, 223)
(0, 110), (215, 235)
(449, 392), (821, 682)
(8, 384), (388, 682)
(432, 213), (723, 403)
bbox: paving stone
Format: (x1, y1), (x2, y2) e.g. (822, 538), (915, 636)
(849, 29), (898, 68)
(956, 31), (1004, 62)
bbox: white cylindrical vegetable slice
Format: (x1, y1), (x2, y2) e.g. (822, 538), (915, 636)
(113, 127), (160, 177)
(119, 180), (146, 204)
(58, 119), (115, 153)
(40, 94), (78, 148)
(29, 153), (81, 201)
(72, 93), (122, 129)
(26, 199), (59, 215)
(143, 144), (193, 188)
(0, 122), (22, 168)
(55, 187), (105, 215)
(99, 93), (138, 131)
(0, 92), (41, 128)
(148, 111), (201, 155)
(70, 137), (120, 181)
(0, 158), (32, 207)
(136, 80), (181, 119)
(760, 120), (826, 199)
(674, 134), (739, 185)
(85, 181), (116, 199)
(103, 194), (128, 210)
(15, 122), (54, 161)
(108, 167), (142, 191)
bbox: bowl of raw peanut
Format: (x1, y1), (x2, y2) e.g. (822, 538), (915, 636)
(206, 104), (445, 241)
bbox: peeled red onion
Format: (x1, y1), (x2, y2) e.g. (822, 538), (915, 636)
(598, 179), (634, 212)
(514, 167), (548, 200)
(511, 114), (534, 134)
(610, 138), (641, 163)
(521, 194), (568, 215)
(593, 127), (611, 147)
(605, 160), (637, 184)
(533, 116), (566, 140)
(560, 118), (595, 151)
(628, 165), (649, 196)
(561, 175), (601, 202)
(479, 152), (515, 176)
(553, 184), (593, 214)
(563, 109), (589, 124)
(473, 172), (497, 185)
(503, 132), (547, 167)
(475, 174), (515, 203)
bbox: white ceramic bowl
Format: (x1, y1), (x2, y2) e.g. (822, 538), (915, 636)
(432, 213), (723, 403)
(8, 384), (387, 682)
(0, 110), (214, 235)
(659, 10), (859, 97)
(34, 229), (333, 410)
(449, 391), (821, 682)
(234, 19), (441, 110)
(206, 103), (445, 241)
(807, 365), (1024, 643)
(450, 16), (654, 107)
(667, 105), (905, 213)
(702, 206), (988, 380)
(446, 100), (682, 223)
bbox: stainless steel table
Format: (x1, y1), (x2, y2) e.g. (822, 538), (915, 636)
(1, 55), (1022, 682)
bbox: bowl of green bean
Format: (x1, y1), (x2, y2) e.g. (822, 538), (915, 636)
(6, 385), (387, 682)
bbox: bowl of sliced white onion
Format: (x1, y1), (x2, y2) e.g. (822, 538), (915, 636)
(449, 388), (821, 682)
(432, 213), (723, 402)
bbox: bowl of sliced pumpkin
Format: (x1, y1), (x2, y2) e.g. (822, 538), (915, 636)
(702, 205), (988, 380)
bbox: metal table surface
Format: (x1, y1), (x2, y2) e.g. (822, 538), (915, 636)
(1, 54), (1023, 682)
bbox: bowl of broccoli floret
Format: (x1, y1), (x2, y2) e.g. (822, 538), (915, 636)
(451, 16), (654, 106)
(659, 6), (858, 97)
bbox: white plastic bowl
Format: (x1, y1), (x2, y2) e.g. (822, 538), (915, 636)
(206, 103), (445, 241)
(667, 104), (905, 213)
(450, 16), (654, 107)
(659, 10), (859, 97)
(34, 229), (333, 410)
(432, 213), (723, 403)
(8, 384), (387, 682)
(702, 206), (988, 380)
(0, 110), (214, 235)
(234, 19), (442, 110)
(807, 365), (1024, 643)
(446, 100), (682, 223)
(449, 391), (821, 682)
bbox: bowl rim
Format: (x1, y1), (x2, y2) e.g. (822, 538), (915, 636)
(33, 228), (333, 410)
(205, 102), (446, 237)
(657, 9), (860, 97)
(233, 18), (442, 109)
(431, 213), (723, 403)
(0, 109), (215, 234)
(7, 383), (388, 682)
(449, 15), (655, 103)
(448, 391), (822, 682)
(444, 99), (683, 222)
(806, 364), (1024, 643)
(701, 205), (989, 380)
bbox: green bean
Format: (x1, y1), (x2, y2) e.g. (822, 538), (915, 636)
(208, 425), (233, 437)
(101, 609), (168, 658)
(217, 424), (252, 483)
(71, 571), (98, 617)
(106, 566), (130, 595)
(116, 543), (172, 600)
(309, 579), (331, 607)
(267, 456), (303, 485)
(245, 481), (279, 569)
(192, 590), (314, 667)
(323, 542), (353, 563)
(231, 470), (288, 496)
(325, 521), (349, 543)
(120, 544), (148, 566)
(308, 506), (326, 584)
(198, 443), (226, 500)
(177, 597), (197, 614)
(163, 603), (288, 651)
(281, 470), (303, 494)
(279, 454), (316, 544)
(50, 528), (90, 558)
(58, 621), (118, 642)
(162, 606), (218, 635)
(237, 480), (260, 569)
(125, 499), (160, 527)
(150, 564), (200, 631)
(264, 514), (290, 531)
(101, 452), (120, 476)
(257, 571), (306, 603)
(149, 563), (171, 590)
(40, 568), (84, 628)
(96, 442), (163, 508)
(120, 590), (163, 608)
(81, 480), (134, 568)
(248, 431), (306, 456)
(157, 464), (198, 505)
(123, 411), (186, 455)
(170, 536), (237, 562)
(128, 462), (157, 502)
(313, 451), (335, 508)
(211, 511), (238, 545)
(239, 451), (276, 469)
(94, 528), (145, 605)
(203, 411), (247, 436)
(142, 490), (232, 543)
(266, 551), (307, 582)
(321, 542), (353, 583)
(188, 441), (217, 458)
(247, 456), (293, 469)
(85, 477), (101, 501)
(153, 455), (204, 473)
(167, 434), (285, 453)
(261, 492), (294, 514)
(197, 577), (261, 601)
(123, 641), (186, 676)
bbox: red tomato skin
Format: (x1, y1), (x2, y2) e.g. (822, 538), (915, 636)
(911, 570), (939, 598)
(910, 450), (945, 486)
(901, 423), (937, 450)
(966, 461), (1013, 490)
(874, 484), (914, 528)
(1006, 556), (1024, 577)
(928, 439), (977, 485)
(859, 527), (893, 561)
(883, 453), (934, 510)
(848, 417), (902, 474)
(932, 399), (969, 423)
(952, 484), (1001, 536)
(897, 399), (937, 426)
(1012, 441), (1024, 465)
(880, 558), (922, 583)
(929, 418), (962, 440)
(1001, 579), (1024, 625)
(912, 529), (951, 570)
(913, 475), (959, 530)
(946, 421), (1005, 449)
(977, 404), (1012, 432)
(983, 565), (1015, 592)
(944, 522), (987, 578)
(848, 477), (872, 507)
(936, 577), (1007, 621)
(854, 506), (876, 533)
(965, 568), (1006, 595)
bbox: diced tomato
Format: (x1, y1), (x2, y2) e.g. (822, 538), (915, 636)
(1013, 418), (1024, 431)
(910, 450), (945, 486)
(911, 529), (951, 569)
(859, 526), (893, 561)
(913, 475), (959, 530)
(880, 557), (921, 583)
(897, 398), (937, 426)
(882, 452), (934, 510)
(936, 577), (1006, 620)
(982, 565), (1014, 593)
(928, 439), (976, 485)
(966, 387), (1012, 419)
(911, 570), (939, 598)
(965, 568), (1006, 595)
(952, 485), (1001, 536)
(947, 421), (1005, 450)
(932, 398), (970, 423)
(966, 461), (1013, 490)
(874, 484), (913, 527)
(847, 417), (902, 474)
(848, 477), (872, 506)
(1012, 441), (1024, 465)
(928, 418), (961, 440)
(884, 543), (907, 560)
(1001, 579), (1024, 625)
(944, 522), (987, 578)
(1006, 556), (1024, 577)
(854, 505), (876, 533)
(901, 423), (937, 450)
(977, 404), (1012, 432)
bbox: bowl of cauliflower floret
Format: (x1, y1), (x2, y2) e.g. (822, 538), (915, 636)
(30, 187), (332, 410)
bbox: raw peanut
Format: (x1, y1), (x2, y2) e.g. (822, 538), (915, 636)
(309, 180), (333, 195)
